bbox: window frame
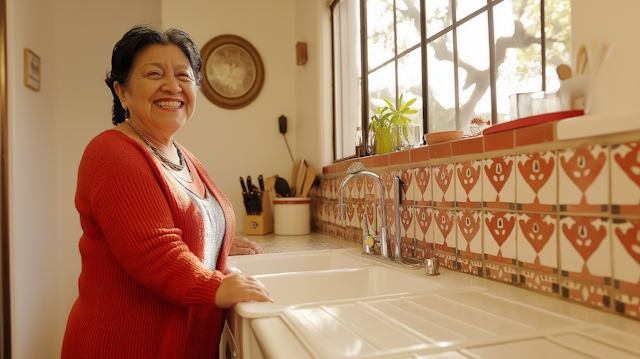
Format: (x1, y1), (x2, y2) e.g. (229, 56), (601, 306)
(331, 0), (553, 162)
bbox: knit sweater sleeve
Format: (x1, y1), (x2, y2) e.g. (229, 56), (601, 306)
(78, 132), (223, 307)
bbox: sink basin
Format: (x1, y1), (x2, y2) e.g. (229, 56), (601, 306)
(228, 249), (369, 276)
(235, 266), (443, 317)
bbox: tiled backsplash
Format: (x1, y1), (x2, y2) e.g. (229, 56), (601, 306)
(313, 121), (640, 322)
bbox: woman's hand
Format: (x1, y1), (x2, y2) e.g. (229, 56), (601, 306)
(229, 237), (264, 255)
(214, 272), (274, 308)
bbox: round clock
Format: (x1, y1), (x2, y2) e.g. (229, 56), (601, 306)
(200, 35), (265, 109)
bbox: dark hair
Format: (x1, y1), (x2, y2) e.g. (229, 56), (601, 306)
(105, 26), (203, 125)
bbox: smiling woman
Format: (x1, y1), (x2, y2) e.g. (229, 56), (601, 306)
(61, 26), (273, 359)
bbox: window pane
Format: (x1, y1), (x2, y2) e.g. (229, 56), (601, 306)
(368, 0), (395, 70)
(456, 0), (486, 21)
(427, 31), (456, 133)
(396, 0), (421, 53)
(494, 0), (542, 123)
(333, 0), (362, 159)
(425, 0), (452, 38)
(544, 0), (571, 93)
(368, 62), (396, 127)
(457, 11), (491, 134)
(398, 47), (423, 136)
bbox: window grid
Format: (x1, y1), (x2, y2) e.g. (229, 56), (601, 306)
(332, 0), (552, 161)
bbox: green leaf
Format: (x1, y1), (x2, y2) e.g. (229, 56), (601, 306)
(405, 97), (417, 108)
(404, 109), (418, 114)
(383, 99), (396, 112)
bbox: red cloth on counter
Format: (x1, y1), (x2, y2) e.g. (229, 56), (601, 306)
(62, 130), (235, 359)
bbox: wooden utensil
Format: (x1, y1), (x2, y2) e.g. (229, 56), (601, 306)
(576, 45), (589, 75)
(290, 158), (302, 197)
(264, 176), (277, 199)
(300, 166), (316, 198)
(295, 159), (307, 197)
(556, 64), (572, 80)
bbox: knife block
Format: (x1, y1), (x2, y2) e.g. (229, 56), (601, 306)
(244, 190), (273, 235)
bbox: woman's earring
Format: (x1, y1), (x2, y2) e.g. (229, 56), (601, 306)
(124, 109), (130, 119)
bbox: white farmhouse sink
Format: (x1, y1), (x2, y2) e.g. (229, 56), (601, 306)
(235, 266), (443, 317)
(228, 249), (369, 276)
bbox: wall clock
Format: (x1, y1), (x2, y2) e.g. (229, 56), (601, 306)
(200, 35), (265, 110)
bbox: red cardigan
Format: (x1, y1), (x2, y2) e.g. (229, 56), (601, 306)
(62, 130), (235, 359)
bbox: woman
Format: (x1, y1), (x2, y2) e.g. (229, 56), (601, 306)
(61, 26), (273, 359)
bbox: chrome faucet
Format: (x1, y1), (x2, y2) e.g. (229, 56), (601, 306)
(338, 162), (422, 269)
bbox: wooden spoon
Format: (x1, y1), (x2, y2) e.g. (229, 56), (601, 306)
(300, 166), (316, 198)
(556, 64), (572, 80)
(295, 159), (307, 197)
(290, 158), (302, 197)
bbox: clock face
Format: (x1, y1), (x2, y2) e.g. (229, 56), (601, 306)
(206, 44), (257, 99)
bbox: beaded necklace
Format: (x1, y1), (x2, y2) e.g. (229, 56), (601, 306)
(127, 121), (186, 171)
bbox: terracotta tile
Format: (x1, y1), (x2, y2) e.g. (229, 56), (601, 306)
(364, 202), (377, 235)
(414, 241), (431, 261)
(559, 216), (611, 285)
(336, 160), (350, 173)
(399, 206), (415, 242)
(331, 177), (342, 200)
(452, 137), (484, 156)
(612, 219), (640, 294)
(415, 207), (434, 244)
(484, 130), (514, 152)
(345, 202), (358, 229)
(381, 170), (396, 204)
(364, 176), (378, 202)
(413, 167), (432, 206)
(559, 145), (609, 213)
(433, 208), (456, 253)
(389, 150), (410, 165)
(433, 163), (456, 207)
(611, 142), (640, 215)
(562, 279), (611, 308)
(457, 257), (483, 276)
(456, 210), (482, 260)
(484, 211), (517, 264)
(359, 156), (375, 169)
(410, 146), (430, 162)
(615, 292), (640, 319)
(483, 156), (516, 209)
(485, 261), (519, 284)
(515, 122), (555, 147)
(456, 160), (482, 208)
(323, 164), (336, 174)
(372, 153), (390, 168)
(435, 250), (458, 270)
(398, 168), (414, 204)
(384, 203), (396, 241)
(354, 177), (365, 202)
(344, 176), (355, 202)
(429, 142), (452, 159)
(516, 151), (557, 212)
(520, 270), (560, 294)
(517, 213), (558, 273)
(321, 178), (329, 200)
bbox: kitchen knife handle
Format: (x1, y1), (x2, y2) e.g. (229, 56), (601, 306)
(247, 176), (253, 192)
(258, 175), (264, 191)
(240, 177), (248, 193)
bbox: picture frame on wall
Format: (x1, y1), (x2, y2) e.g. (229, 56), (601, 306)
(24, 48), (40, 91)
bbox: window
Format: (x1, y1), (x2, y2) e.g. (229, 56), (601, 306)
(331, 0), (571, 161)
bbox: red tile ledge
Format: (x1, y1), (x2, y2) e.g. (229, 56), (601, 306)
(452, 137), (484, 156)
(389, 150), (411, 165)
(429, 142), (452, 159)
(516, 122), (554, 147)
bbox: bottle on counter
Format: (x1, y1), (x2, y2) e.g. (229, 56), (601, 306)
(355, 126), (363, 158)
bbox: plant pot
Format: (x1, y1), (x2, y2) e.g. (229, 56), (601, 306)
(392, 124), (420, 151)
(375, 127), (393, 154)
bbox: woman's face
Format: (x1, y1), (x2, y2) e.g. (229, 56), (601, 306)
(116, 43), (197, 135)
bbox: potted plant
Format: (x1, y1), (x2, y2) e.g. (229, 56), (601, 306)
(368, 105), (392, 154)
(385, 94), (420, 151)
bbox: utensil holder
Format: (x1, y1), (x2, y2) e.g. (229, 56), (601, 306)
(244, 191), (274, 235)
(273, 197), (311, 235)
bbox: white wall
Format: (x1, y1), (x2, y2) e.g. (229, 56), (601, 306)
(570, 0), (640, 116)
(8, 0), (161, 357)
(162, 0), (304, 231)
